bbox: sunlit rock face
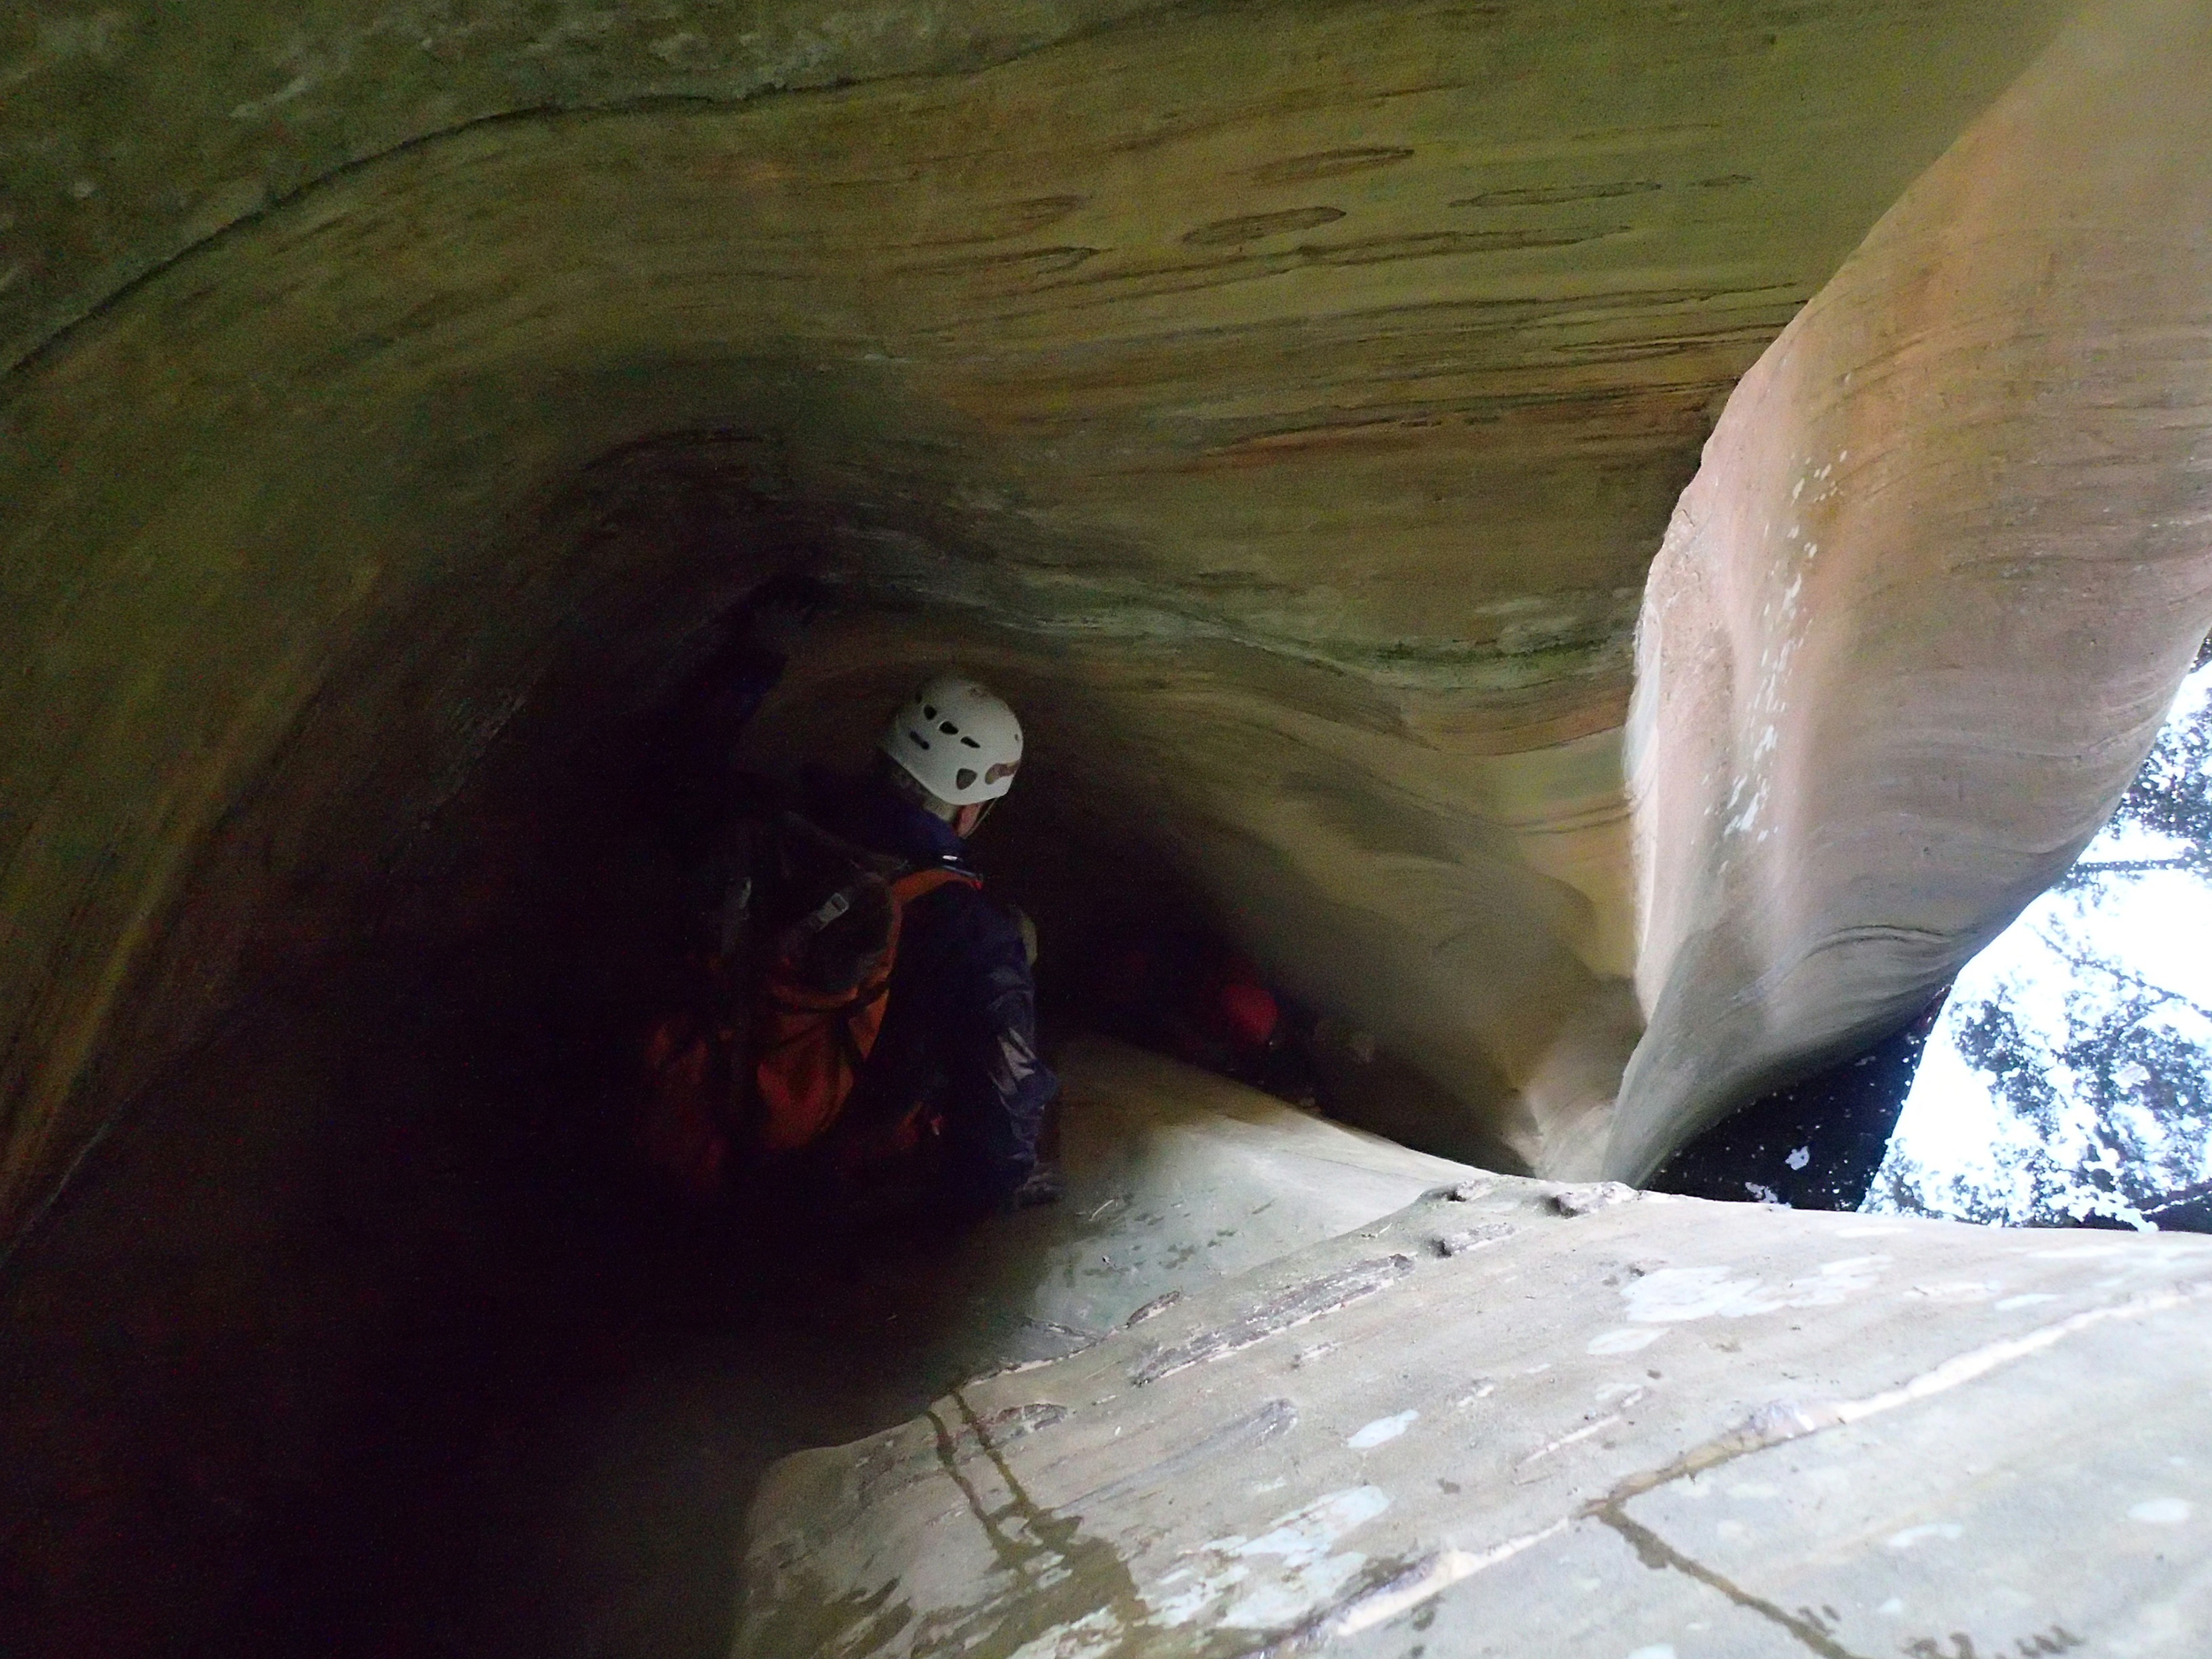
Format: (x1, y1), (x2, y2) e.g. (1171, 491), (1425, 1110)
(1616, 0), (2212, 1182)
(0, 0), (2076, 1228)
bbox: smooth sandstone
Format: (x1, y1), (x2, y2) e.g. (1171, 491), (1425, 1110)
(741, 1148), (2212, 1657)
(0, 1), (2085, 1226)
(4, 5), (2212, 1650)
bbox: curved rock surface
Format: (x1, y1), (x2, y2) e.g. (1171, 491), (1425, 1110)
(7, 4), (2212, 1652)
(0, 0), (2084, 1225)
(1617, 0), (2212, 1178)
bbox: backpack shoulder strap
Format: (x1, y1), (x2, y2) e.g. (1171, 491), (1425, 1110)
(889, 865), (982, 905)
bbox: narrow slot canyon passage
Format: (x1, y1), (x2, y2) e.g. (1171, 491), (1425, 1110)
(0, 402), (1552, 1648)
(0, 471), (1491, 1654)
(8, 2), (2212, 1655)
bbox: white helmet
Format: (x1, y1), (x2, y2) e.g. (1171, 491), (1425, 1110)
(879, 675), (1025, 806)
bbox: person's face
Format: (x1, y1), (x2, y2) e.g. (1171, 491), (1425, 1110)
(952, 799), (996, 840)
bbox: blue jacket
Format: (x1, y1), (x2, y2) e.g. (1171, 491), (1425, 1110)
(657, 629), (1056, 1206)
(818, 774), (1056, 1210)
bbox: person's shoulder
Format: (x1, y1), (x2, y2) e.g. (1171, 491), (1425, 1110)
(933, 879), (1029, 955)
(926, 868), (1001, 919)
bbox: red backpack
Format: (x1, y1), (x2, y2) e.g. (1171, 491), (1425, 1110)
(750, 859), (979, 1151)
(636, 815), (978, 1194)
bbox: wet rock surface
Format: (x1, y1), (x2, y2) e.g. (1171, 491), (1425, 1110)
(740, 1179), (2212, 1657)
(0, 1027), (1465, 1656)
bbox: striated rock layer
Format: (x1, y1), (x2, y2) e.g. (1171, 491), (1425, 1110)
(6, 5), (2212, 1646)
(0, 1), (2079, 1228)
(1617, 0), (2212, 1179)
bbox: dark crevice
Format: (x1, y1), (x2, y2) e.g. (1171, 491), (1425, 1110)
(1651, 987), (1949, 1211)
(1594, 1509), (1873, 1659)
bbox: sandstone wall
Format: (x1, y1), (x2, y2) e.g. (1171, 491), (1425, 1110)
(1615, 0), (2212, 1179)
(0, 0), (2071, 1228)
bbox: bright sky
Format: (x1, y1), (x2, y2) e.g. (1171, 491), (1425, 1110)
(1869, 660), (2212, 1225)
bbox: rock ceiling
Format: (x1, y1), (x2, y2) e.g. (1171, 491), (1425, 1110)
(5, 0), (2209, 1233)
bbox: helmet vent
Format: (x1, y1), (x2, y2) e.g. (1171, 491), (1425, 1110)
(940, 721), (959, 735)
(956, 768), (979, 792)
(960, 736), (981, 749)
(922, 704), (936, 718)
(907, 729), (932, 749)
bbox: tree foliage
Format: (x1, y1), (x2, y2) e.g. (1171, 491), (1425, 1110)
(1872, 638), (2212, 1228)
(2060, 634), (2212, 890)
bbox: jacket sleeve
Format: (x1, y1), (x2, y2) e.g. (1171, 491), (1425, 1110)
(940, 894), (1058, 1206)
